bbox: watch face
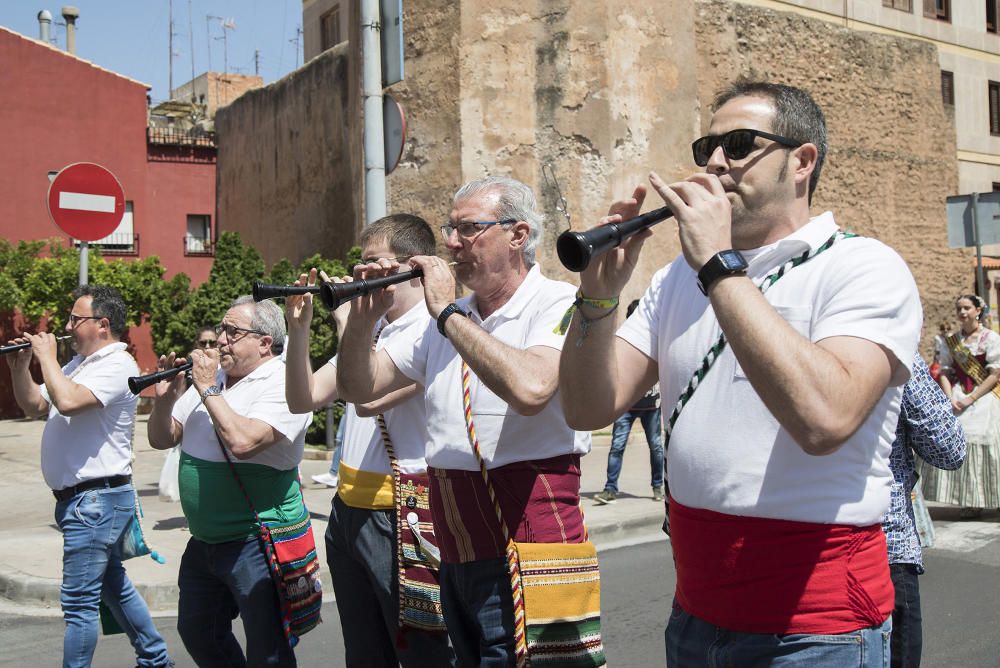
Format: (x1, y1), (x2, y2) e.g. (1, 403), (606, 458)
(719, 250), (747, 271)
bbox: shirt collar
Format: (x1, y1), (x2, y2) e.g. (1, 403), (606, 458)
(225, 355), (282, 388)
(465, 264), (544, 325)
(744, 211), (838, 274)
(75, 341), (127, 365)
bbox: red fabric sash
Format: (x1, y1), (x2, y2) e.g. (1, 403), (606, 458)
(669, 497), (893, 635)
(428, 454), (586, 564)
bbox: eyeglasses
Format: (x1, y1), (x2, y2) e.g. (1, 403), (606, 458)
(439, 219), (517, 240)
(68, 314), (102, 326)
(360, 254), (414, 265)
(214, 323), (266, 340)
(691, 129), (803, 166)
(197, 339), (218, 348)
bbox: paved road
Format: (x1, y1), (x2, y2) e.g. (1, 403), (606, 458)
(2, 530), (997, 667)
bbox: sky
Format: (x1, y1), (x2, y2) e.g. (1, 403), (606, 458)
(1, 0), (303, 104)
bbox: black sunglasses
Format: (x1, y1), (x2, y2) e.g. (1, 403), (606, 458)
(692, 129), (803, 166)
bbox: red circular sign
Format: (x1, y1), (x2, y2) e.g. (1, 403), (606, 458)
(46, 162), (126, 241)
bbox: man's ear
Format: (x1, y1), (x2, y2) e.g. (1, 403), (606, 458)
(792, 142), (818, 188)
(259, 335), (274, 356)
(509, 221), (530, 250)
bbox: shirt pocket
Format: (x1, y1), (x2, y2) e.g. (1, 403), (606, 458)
(733, 305), (813, 380)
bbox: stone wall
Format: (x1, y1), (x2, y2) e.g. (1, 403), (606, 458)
(215, 44), (361, 267)
(695, 0), (965, 351)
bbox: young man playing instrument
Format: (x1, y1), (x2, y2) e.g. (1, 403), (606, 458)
(284, 214), (455, 667)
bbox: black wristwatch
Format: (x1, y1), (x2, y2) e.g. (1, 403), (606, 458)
(697, 250), (748, 295)
(437, 303), (468, 338)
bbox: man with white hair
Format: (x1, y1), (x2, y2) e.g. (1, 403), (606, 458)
(148, 296), (311, 667)
(337, 176), (595, 665)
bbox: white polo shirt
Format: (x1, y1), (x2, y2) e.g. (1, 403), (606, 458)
(384, 265), (592, 471)
(327, 302), (432, 476)
(618, 212), (922, 526)
(40, 342), (138, 491)
(172, 356), (310, 470)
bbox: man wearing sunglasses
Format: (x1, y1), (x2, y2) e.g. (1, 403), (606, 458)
(284, 214), (455, 666)
(560, 81), (921, 665)
(5, 285), (172, 668)
(147, 297), (311, 666)
(336, 176), (595, 666)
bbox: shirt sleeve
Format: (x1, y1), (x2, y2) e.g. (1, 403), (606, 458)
(935, 335), (953, 370)
(244, 378), (312, 441)
(616, 263), (673, 360)
(72, 352), (133, 408)
(171, 386), (202, 426)
(983, 330), (1000, 369)
(902, 356), (966, 470)
(383, 318), (432, 385)
(524, 282), (578, 351)
(811, 239), (922, 386)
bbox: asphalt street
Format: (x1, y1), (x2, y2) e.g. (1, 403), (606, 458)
(1, 533), (997, 667)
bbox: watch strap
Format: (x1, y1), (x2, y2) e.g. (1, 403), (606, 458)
(437, 303), (468, 338)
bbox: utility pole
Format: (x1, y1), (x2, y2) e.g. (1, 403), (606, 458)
(168, 0), (174, 96)
(255, 48), (260, 77)
(187, 0), (195, 101)
(361, 0), (386, 224)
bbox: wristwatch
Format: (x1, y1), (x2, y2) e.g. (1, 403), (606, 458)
(199, 385), (222, 401)
(697, 250), (748, 295)
(437, 303), (468, 338)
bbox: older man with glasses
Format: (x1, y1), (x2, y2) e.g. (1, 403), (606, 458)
(337, 176), (596, 666)
(147, 296), (310, 667)
(5, 285), (173, 668)
(560, 80), (922, 665)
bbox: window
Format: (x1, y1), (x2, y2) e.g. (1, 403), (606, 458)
(941, 70), (954, 107)
(990, 81), (1000, 135)
(185, 214), (213, 255)
(78, 201), (137, 255)
(883, 0), (912, 11)
(990, 1), (999, 33)
(923, 0), (950, 21)
(320, 5), (343, 52)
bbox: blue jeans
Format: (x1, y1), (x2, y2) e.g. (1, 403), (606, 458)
(325, 494), (455, 667)
(177, 536), (296, 667)
(889, 563), (922, 668)
(666, 600), (891, 667)
(605, 408), (664, 493)
(439, 558), (517, 668)
(55, 483), (171, 668)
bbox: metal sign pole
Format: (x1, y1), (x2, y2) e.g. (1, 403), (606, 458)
(79, 240), (88, 287)
(972, 192), (986, 299)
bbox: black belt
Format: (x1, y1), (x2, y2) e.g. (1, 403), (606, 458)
(52, 475), (132, 502)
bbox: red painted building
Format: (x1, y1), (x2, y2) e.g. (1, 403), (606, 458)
(0, 26), (217, 412)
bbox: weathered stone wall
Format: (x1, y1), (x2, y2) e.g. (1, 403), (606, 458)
(695, 0), (965, 352)
(215, 44), (362, 267)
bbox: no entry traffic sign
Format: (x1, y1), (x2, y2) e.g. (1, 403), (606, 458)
(46, 163), (125, 241)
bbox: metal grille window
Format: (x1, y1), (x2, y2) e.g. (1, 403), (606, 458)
(990, 1), (999, 33)
(320, 5), (342, 51)
(941, 70), (954, 108)
(990, 81), (1000, 135)
(185, 214), (213, 255)
(923, 0), (950, 21)
(882, 0), (912, 12)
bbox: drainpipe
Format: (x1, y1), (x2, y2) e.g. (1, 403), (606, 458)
(361, 0), (386, 225)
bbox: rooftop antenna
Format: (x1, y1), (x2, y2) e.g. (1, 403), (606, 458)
(289, 25), (303, 69)
(187, 0), (195, 101)
(542, 163), (572, 230)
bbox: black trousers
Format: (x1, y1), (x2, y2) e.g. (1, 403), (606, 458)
(889, 562), (922, 668)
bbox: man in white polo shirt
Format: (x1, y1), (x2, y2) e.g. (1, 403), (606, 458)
(560, 81), (921, 664)
(284, 214), (454, 666)
(337, 176), (592, 665)
(6, 284), (172, 668)
(148, 296), (310, 667)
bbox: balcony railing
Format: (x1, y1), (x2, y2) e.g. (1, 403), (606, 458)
(74, 232), (139, 256)
(147, 127), (217, 148)
(184, 235), (214, 256)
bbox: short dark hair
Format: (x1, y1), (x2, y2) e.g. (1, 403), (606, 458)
(713, 80), (827, 202)
(359, 214), (436, 258)
(73, 284), (127, 338)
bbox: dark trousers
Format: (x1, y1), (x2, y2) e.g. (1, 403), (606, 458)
(889, 563), (922, 668)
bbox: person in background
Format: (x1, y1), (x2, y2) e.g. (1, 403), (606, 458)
(594, 298), (664, 505)
(924, 293), (1000, 519)
(882, 354), (966, 667)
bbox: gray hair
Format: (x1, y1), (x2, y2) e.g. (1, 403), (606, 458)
(453, 175), (544, 266)
(231, 295), (286, 354)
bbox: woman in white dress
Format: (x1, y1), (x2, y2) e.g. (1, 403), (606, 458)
(923, 294), (1000, 518)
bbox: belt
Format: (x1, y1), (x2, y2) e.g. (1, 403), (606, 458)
(52, 475), (132, 502)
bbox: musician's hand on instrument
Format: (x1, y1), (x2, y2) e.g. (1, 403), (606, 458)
(4, 337), (33, 372)
(409, 256), (455, 319)
(350, 259), (397, 323)
(579, 185), (652, 300)
(649, 171), (732, 271)
(30, 332), (59, 365)
(189, 348), (220, 394)
(154, 353), (187, 401)
(285, 270), (316, 331)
